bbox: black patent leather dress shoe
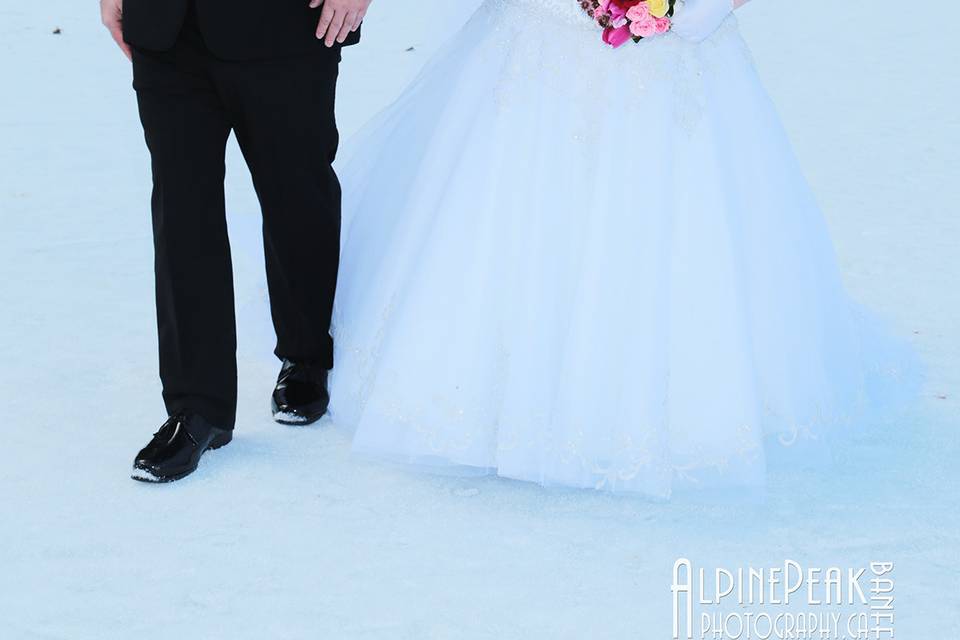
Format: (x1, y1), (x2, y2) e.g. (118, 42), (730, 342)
(271, 359), (330, 425)
(131, 414), (232, 483)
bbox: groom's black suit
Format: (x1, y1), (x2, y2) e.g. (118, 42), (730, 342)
(126, 1), (355, 428)
(123, 0), (360, 60)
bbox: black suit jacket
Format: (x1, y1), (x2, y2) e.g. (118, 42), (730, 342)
(122, 0), (360, 60)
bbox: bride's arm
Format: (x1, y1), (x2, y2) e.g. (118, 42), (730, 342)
(672, 0), (750, 42)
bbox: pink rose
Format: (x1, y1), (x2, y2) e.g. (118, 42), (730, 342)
(654, 16), (671, 33)
(625, 3), (650, 22)
(602, 24), (633, 48)
(629, 16), (658, 38)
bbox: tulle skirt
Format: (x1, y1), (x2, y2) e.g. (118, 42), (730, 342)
(328, 0), (917, 498)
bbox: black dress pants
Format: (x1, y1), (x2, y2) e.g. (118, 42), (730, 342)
(132, 9), (342, 428)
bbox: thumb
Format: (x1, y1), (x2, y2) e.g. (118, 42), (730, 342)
(109, 24), (132, 60)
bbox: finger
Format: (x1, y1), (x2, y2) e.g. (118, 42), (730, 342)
(336, 11), (357, 43)
(308, 0), (322, 8)
(350, 10), (364, 31)
(324, 10), (346, 47)
(316, 3), (336, 39)
(108, 24), (132, 60)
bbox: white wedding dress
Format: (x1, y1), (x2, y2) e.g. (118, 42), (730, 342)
(328, 0), (916, 497)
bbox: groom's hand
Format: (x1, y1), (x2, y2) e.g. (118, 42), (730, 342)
(100, 0), (132, 60)
(310, 0), (371, 48)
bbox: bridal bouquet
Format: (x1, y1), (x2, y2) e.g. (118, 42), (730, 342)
(581, 0), (677, 48)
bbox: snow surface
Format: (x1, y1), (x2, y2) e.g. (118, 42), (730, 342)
(1, 1), (958, 638)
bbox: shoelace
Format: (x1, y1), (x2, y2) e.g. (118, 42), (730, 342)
(153, 415), (199, 446)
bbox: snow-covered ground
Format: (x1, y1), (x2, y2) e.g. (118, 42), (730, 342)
(1, 1), (957, 638)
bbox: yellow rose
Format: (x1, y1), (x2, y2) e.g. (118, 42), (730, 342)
(646, 0), (670, 18)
